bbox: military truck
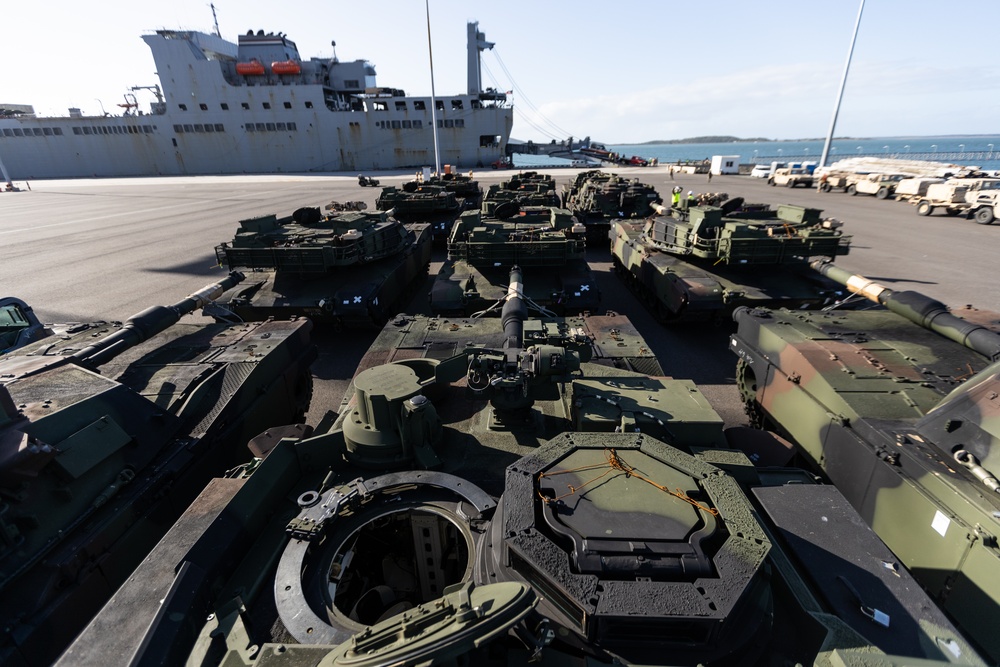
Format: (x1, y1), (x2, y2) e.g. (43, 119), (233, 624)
(894, 176), (945, 202)
(915, 178), (1000, 222)
(611, 201), (851, 322)
(768, 167), (813, 188)
(0, 275), (316, 666)
(849, 173), (906, 199)
(562, 170), (662, 242)
(63, 268), (985, 667)
(209, 207), (432, 328)
(429, 203), (599, 316)
(730, 260), (1000, 661)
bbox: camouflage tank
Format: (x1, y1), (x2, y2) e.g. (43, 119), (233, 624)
(562, 170), (662, 241)
(376, 183), (463, 238)
(730, 260), (1000, 661)
(209, 206), (432, 329)
(611, 201), (852, 322)
(64, 269), (985, 666)
(400, 172), (484, 211)
(481, 170), (561, 217)
(428, 203), (600, 316)
(0, 274), (316, 666)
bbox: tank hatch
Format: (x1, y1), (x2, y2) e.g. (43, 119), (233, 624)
(325, 581), (535, 667)
(481, 432), (772, 664)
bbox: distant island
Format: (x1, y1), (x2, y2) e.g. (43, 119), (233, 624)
(633, 136), (864, 145)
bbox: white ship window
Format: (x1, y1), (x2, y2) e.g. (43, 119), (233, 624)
(33, 128), (44, 136)
(256, 123), (266, 131)
(263, 102), (271, 110)
(215, 124), (225, 132)
(71, 127), (81, 136)
(54, 127), (62, 135)
(241, 102), (250, 110)
(413, 120), (422, 129)
(179, 104), (187, 111)
(471, 100), (482, 109)
(480, 135), (499, 147)
(266, 122), (276, 131)
(305, 101), (313, 109)
(199, 104), (208, 111)
(391, 120), (401, 129)
(276, 122), (286, 131)
(451, 100), (463, 110)
(2, 129), (13, 137)
(287, 122), (296, 130)
(455, 119), (464, 128)
(221, 103), (229, 111)
(373, 101), (387, 111)
(245, 125), (255, 132)
(143, 125), (153, 133)
(204, 124), (214, 133)
(184, 124), (194, 132)
(283, 102), (292, 109)
(174, 125), (183, 133)
(402, 120), (411, 128)
(414, 101), (426, 111)
(435, 101), (444, 111)
(395, 101), (407, 111)
(43, 128), (53, 136)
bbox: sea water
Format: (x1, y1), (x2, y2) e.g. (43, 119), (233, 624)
(514, 135), (1000, 171)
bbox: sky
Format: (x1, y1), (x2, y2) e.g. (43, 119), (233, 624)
(3, 0), (998, 144)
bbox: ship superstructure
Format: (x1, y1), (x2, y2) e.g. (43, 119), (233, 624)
(0, 21), (511, 178)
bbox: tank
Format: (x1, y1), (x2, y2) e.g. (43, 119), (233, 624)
(611, 200), (852, 322)
(428, 203), (600, 316)
(401, 172), (484, 211)
(562, 170), (662, 241)
(376, 183), (464, 238)
(208, 206), (432, 329)
(481, 171), (561, 216)
(0, 273), (317, 666)
(63, 269), (985, 667)
(730, 260), (1000, 661)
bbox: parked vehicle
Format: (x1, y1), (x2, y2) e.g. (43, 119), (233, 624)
(849, 173), (906, 199)
(914, 178), (1000, 221)
(768, 167), (813, 188)
(894, 177), (944, 202)
(749, 164), (772, 178)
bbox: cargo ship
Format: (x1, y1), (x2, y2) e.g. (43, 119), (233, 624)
(0, 22), (512, 179)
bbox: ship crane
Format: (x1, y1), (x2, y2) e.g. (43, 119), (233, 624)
(130, 85), (164, 105)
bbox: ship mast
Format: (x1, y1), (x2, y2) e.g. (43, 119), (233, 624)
(210, 3), (221, 38)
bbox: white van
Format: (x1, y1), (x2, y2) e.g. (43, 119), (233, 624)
(750, 164), (772, 178)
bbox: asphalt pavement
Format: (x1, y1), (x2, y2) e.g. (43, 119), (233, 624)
(2, 166), (996, 430)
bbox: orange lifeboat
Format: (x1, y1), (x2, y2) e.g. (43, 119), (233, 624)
(236, 60), (266, 76)
(270, 60), (301, 75)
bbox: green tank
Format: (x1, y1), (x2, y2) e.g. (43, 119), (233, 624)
(0, 274), (316, 666)
(562, 170), (662, 241)
(429, 203), (600, 316)
(209, 206), (432, 329)
(0, 298), (48, 354)
(376, 183), (463, 238)
(64, 269), (985, 667)
(611, 201), (852, 322)
(730, 260), (1000, 661)
(481, 171), (562, 216)
(400, 172), (484, 211)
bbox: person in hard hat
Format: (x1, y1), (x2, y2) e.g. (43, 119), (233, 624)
(671, 186), (682, 208)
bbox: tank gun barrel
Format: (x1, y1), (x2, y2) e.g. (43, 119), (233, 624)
(650, 202), (669, 216)
(70, 272), (245, 367)
(811, 260), (1000, 361)
(501, 266), (527, 349)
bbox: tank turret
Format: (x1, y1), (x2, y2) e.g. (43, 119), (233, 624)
(429, 203), (599, 316)
(0, 275), (316, 666)
(731, 262), (1000, 660)
(611, 201), (852, 322)
(562, 170), (662, 242)
(65, 272), (986, 667)
(376, 184), (463, 238)
(209, 207), (431, 328)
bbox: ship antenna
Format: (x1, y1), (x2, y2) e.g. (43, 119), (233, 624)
(210, 2), (221, 38)
(425, 0), (442, 177)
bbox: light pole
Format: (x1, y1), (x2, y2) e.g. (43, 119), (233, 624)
(904, 145), (909, 153)
(778, 148), (783, 158)
(883, 145), (889, 154)
(820, 0), (865, 168)
(960, 144), (965, 153)
(857, 146), (862, 154)
(753, 149), (758, 163)
(989, 143), (994, 156)
(831, 147), (837, 155)
(931, 144), (937, 153)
